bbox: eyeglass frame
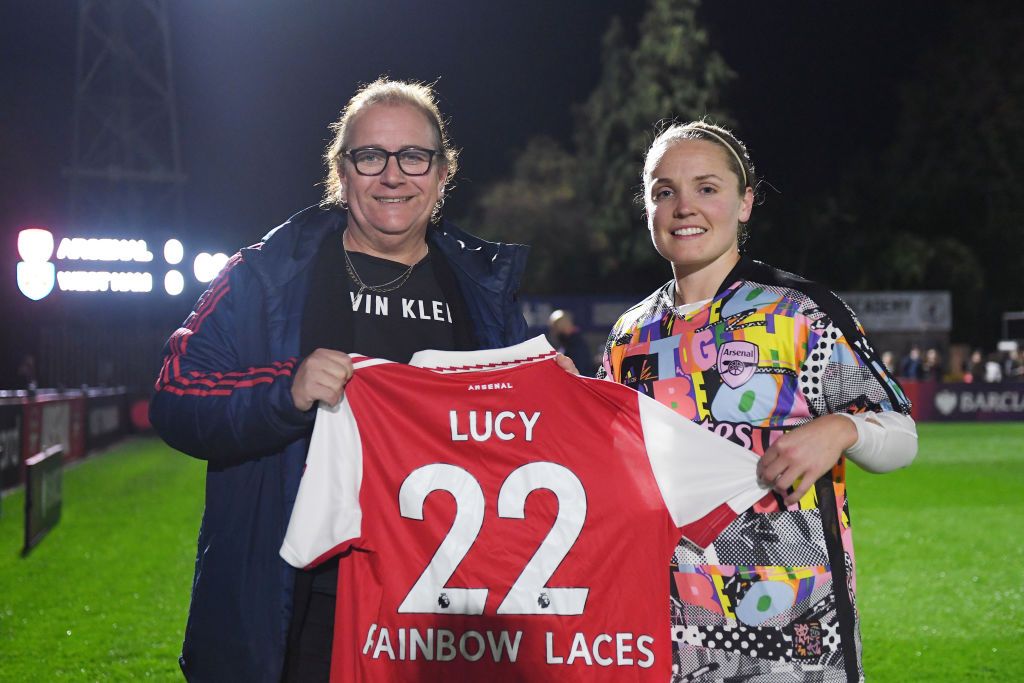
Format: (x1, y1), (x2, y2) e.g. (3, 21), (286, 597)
(342, 146), (441, 176)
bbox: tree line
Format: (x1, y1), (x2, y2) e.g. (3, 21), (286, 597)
(459, 0), (1023, 348)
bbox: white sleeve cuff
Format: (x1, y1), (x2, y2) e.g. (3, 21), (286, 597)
(836, 411), (918, 473)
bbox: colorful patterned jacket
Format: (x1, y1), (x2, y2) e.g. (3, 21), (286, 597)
(599, 257), (910, 682)
(149, 205), (529, 682)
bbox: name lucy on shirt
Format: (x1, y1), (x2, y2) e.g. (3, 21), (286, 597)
(450, 410), (540, 442)
(362, 625), (655, 668)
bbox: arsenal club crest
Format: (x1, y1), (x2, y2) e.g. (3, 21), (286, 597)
(717, 341), (758, 388)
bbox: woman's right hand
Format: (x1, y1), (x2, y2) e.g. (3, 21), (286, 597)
(290, 348), (354, 411)
(756, 414), (859, 505)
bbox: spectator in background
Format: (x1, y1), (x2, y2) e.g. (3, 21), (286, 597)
(984, 352), (1004, 383)
(1003, 348), (1023, 381)
(964, 349), (985, 383)
(881, 350), (896, 373)
(548, 309), (596, 376)
(899, 345), (924, 380)
(923, 347), (944, 381)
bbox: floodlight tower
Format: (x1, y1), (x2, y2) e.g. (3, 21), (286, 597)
(66, 0), (186, 230)
(49, 0), (189, 392)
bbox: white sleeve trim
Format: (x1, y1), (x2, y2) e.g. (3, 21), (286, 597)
(638, 394), (766, 528)
(351, 357), (393, 370)
(280, 398), (364, 568)
(836, 411), (918, 474)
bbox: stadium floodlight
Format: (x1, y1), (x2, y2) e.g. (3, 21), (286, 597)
(164, 270), (184, 295)
(193, 252), (229, 283)
(164, 239), (184, 265)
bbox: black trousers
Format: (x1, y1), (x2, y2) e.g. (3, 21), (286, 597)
(283, 570), (335, 682)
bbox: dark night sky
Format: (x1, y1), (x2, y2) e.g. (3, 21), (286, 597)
(12, 0), (1021, 387)
(1, 0), (975, 386)
(2, 0), (955, 252)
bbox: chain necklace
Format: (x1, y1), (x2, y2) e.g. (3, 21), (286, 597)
(341, 231), (421, 298)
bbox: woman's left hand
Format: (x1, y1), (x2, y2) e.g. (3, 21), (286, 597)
(756, 414), (859, 506)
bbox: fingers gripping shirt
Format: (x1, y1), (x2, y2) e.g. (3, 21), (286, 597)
(281, 336), (765, 682)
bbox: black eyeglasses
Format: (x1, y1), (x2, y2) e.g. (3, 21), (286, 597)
(343, 147), (439, 176)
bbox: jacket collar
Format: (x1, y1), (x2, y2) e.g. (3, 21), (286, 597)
(240, 204), (529, 293)
(240, 205), (342, 289)
(428, 221), (529, 297)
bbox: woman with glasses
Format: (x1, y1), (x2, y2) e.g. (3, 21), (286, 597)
(149, 78), (557, 682)
(598, 121), (918, 681)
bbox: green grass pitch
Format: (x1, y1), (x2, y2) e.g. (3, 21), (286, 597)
(1, 423), (1021, 681)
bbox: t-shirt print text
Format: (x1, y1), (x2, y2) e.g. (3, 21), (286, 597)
(351, 292), (453, 322)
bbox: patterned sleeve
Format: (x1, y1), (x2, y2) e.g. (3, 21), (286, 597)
(796, 293), (912, 418)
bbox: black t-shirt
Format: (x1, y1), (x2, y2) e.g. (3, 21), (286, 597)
(299, 231), (474, 595)
(345, 251), (457, 362)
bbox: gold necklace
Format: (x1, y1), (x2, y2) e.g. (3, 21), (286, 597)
(341, 232), (421, 298)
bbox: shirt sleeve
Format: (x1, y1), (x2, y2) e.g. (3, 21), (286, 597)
(835, 410), (918, 473)
(636, 391), (767, 546)
(799, 293), (912, 418)
(149, 253), (315, 463)
(280, 397), (364, 568)
(797, 293), (917, 472)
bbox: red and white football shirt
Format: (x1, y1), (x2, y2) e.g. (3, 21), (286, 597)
(281, 337), (765, 682)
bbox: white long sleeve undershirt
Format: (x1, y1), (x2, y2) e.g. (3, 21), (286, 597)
(835, 411), (918, 473)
